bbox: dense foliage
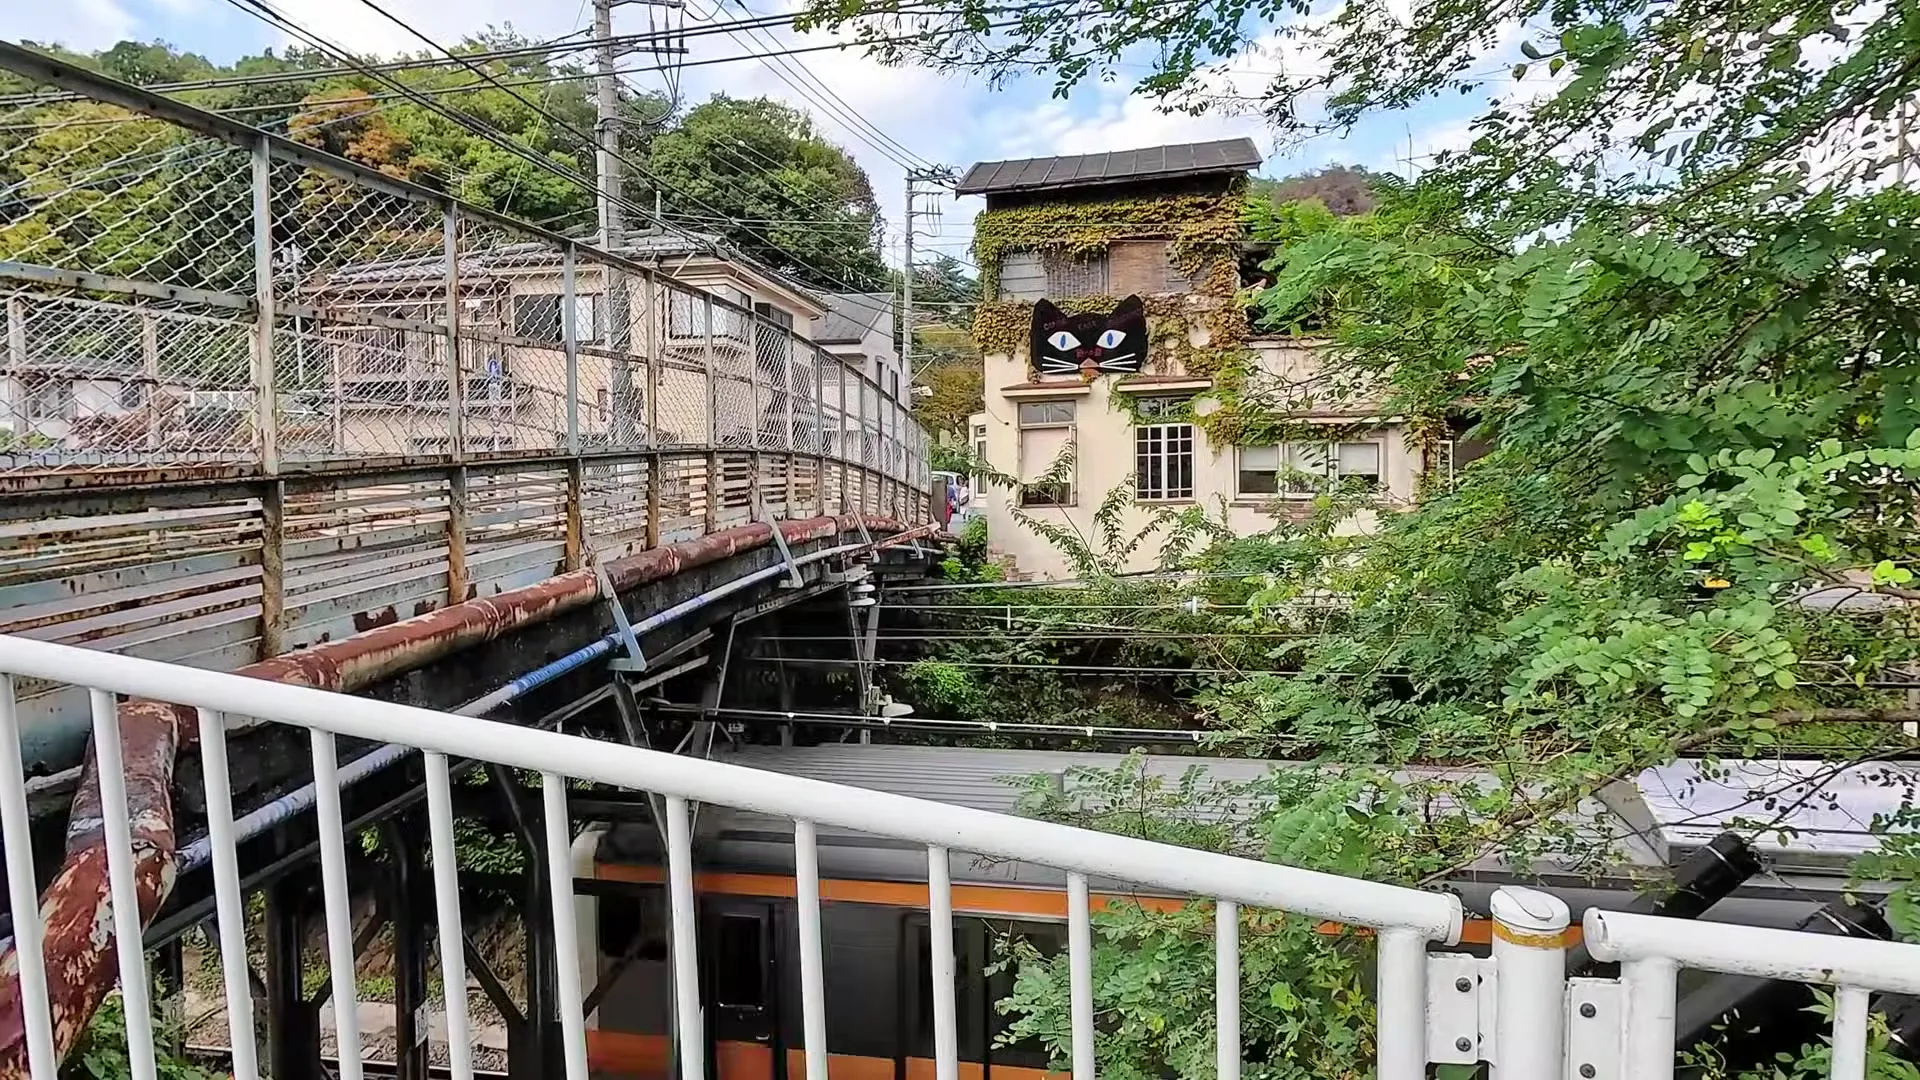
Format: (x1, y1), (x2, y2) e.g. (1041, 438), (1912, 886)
(809, 0), (1920, 1072)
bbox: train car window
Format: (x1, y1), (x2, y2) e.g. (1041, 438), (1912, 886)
(715, 913), (766, 1011)
(598, 886), (668, 962)
(909, 921), (983, 1061)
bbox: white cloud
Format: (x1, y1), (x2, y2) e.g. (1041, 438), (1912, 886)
(2, 0), (138, 50)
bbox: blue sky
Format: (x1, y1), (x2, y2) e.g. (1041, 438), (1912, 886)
(1, 0), (1521, 269)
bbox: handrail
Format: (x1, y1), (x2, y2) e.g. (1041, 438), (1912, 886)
(0, 635), (1462, 940)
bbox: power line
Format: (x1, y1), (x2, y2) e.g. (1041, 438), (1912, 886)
(232, 0), (898, 301)
(707, 0), (932, 172)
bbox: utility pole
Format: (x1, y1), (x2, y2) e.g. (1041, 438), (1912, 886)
(593, 0), (624, 252)
(593, 0), (681, 445)
(901, 167), (955, 380)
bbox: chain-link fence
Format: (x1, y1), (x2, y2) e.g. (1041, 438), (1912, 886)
(1, 47), (930, 524)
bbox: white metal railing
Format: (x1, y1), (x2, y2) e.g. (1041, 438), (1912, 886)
(1, 635), (1918, 1080)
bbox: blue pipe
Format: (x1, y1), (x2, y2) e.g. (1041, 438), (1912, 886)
(174, 540), (867, 874)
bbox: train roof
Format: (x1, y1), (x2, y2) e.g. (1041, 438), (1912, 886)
(595, 744), (1914, 922)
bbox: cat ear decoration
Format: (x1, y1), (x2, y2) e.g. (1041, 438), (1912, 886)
(1092, 295), (1148, 374)
(1030, 299), (1080, 375)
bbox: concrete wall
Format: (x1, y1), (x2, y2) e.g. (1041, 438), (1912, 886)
(976, 335), (1423, 579)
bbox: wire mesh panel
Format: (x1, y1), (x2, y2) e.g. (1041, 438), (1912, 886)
(655, 281), (713, 447)
(2, 289), (259, 471)
(0, 102), (257, 296)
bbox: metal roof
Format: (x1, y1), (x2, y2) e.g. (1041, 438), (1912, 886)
(813, 292), (893, 346)
(955, 138), (1263, 196)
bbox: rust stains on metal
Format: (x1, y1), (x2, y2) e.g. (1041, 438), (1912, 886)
(351, 606), (401, 634)
(0, 513), (907, 1075)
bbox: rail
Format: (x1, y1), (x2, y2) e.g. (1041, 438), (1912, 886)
(2, 637), (1919, 1080)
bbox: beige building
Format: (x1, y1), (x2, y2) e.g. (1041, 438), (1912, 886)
(957, 141), (1432, 579)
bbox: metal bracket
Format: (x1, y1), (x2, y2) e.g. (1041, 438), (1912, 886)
(754, 496), (804, 588)
(853, 513), (874, 550)
(1564, 978), (1622, 1080)
(591, 551), (647, 673)
(1426, 953), (1497, 1066)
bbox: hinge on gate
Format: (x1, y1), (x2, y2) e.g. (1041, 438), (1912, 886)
(1426, 953), (1498, 1066)
(1564, 978), (1622, 1080)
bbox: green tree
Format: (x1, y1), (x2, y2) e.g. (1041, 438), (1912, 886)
(643, 94), (887, 291)
(812, 0), (1920, 1073)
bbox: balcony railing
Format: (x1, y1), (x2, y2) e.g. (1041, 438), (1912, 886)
(1, 636), (1917, 1080)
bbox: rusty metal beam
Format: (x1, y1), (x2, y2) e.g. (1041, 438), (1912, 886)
(0, 511), (909, 1074)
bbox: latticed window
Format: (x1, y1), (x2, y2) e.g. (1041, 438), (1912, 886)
(1135, 421), (1195, 501)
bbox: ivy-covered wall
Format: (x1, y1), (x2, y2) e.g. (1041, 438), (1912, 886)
(970, 186), (1251, 380)
(972, 187), (1247, 298)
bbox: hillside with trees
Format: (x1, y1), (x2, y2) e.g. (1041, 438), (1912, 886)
(1, 36), (888, 291)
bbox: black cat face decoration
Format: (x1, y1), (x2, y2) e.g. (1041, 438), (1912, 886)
(1030, 296), (1148, 379)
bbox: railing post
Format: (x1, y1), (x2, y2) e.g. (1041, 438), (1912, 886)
(5, 295), (24, 370)
(646, 451), (662, 549)
(563, 245), (580, 456)
(1375, 928), (1427, 1080)
(645, 276), (661, 448)
(750, 315), (765, 512)
(447, 465), (470, 604)
(443, 205), (465, 460)
(0, 676), (58, 1080)
(1620, 957), (1678, 1080)
(259, 479), (285, 658)
(1216, 901), (1240, 1080)
(813, 349), (827, 515)
(703, 294), (720, 531)
(141, 309), (161, 451)
(837, 366), (850, 512)
(1491, 886), (1569, 1080)
(565, 458), (585, 571)
(251, 135), (279, 474)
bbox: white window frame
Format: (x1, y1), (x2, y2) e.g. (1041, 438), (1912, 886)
(1017, 400), (1076, 507)
(1135, 420), (1196, 502)
(1132, 396), (1195, 502)
(1236, 438), (1386, 498)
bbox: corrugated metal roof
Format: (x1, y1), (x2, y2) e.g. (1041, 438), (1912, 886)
(955, 138), (1263, 196)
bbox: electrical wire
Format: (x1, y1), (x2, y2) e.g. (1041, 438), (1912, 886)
(228, 0), (909, 300)
(705, 0), (933, 172)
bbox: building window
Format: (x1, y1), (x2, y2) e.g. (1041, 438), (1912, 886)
(972, 422), (988, 489)
(1045, 252), (1108, 297)
(512, 294), (598, 344)
(753, 302), (794, 331)
(1237, 440), (1384, 497)
(24, 377), (71, 420)
(1128, 407), (1190, 499)
(997, 251), (1046, 301)
(1017, 400), (1075, 506)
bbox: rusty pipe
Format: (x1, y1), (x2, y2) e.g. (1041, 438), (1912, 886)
(0, 514), (904, 1074)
